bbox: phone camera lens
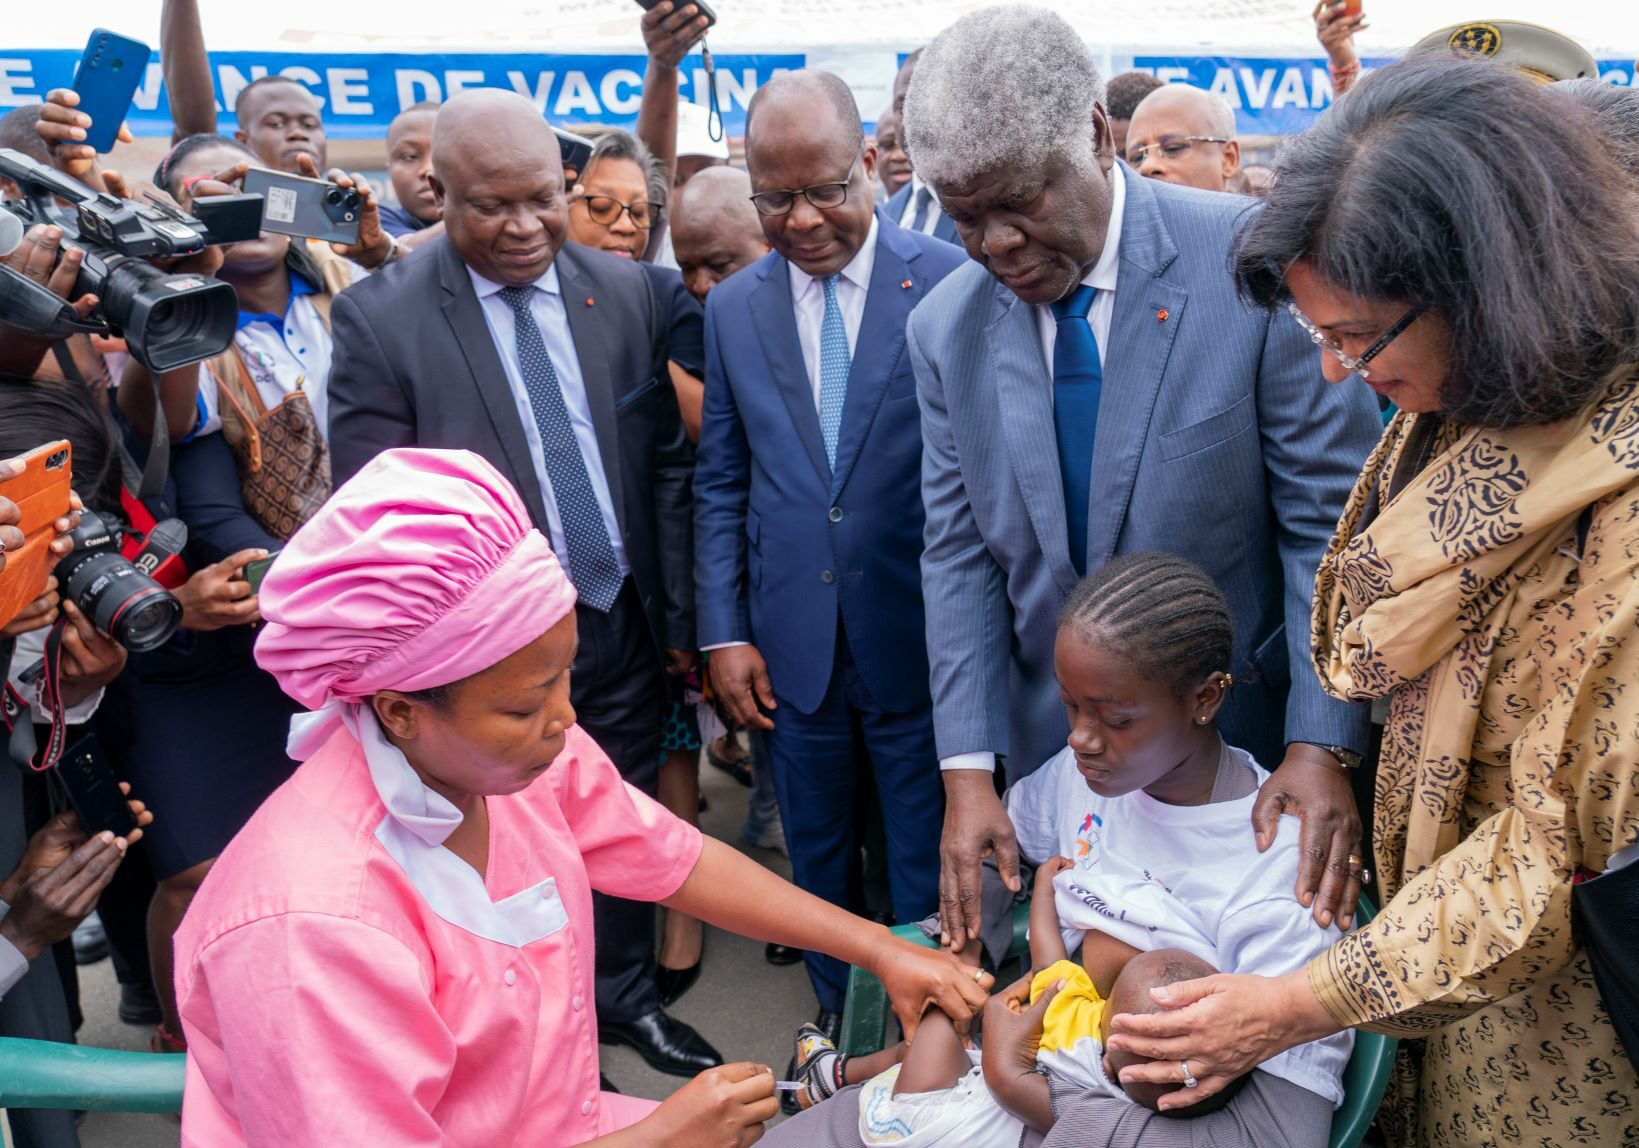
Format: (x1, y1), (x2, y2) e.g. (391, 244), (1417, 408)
(344, 191), (361, 211)
(325, 188), (343, 205)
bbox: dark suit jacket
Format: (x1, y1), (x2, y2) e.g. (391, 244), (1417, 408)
(693, 214), (967, 714)
(327, 238), (695, 653)
(885, 181), (960, 246)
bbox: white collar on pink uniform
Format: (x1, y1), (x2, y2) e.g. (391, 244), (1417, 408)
(289, 705), (569, 947)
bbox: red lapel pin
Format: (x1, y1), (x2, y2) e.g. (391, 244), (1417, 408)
(1156, 308), (1169, 322)
(586, 297), (595, 307)
(901, 279), (913, 290)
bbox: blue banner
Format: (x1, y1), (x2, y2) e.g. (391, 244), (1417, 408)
(1133, 55), (1639, 135)
(0, 50), (802, 138)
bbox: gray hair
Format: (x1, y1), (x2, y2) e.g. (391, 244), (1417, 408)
(578, 125), (669, 209)
(902, 4), (1105, 188)
(1553, 78), (1639, 181)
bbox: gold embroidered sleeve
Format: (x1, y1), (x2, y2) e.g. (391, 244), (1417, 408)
(1308, 501), (1639, 1035)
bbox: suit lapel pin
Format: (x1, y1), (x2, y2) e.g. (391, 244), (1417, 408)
(586, 297), (595, 307)
(901, 279), (913, 290)
(1156, 308), (1169, 322)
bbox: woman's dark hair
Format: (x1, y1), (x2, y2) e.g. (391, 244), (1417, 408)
(153, 133), (258, 201)
(1235, 56), (1639, 428)
(1553, 78), (1639, 181)
(0, 373), (123, 520)
(1058, 552), (1233, 699)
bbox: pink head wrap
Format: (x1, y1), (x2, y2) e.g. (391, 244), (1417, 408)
(255, 448), (578, 710)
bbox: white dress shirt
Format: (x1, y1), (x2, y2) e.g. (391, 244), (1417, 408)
(468, 263), (630, 576)
(896, 173), (948, 237)
(941, 168), (1126, 775)
(787, 215), (879, 406)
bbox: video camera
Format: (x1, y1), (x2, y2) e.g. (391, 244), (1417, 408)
(0, 148), (263, 372)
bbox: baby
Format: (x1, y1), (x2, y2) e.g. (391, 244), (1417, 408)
(788, 553), (1354, 1146)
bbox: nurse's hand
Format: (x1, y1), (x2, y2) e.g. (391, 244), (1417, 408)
(635, 1062), (776, 1147)
(873, 937), (995, 1040)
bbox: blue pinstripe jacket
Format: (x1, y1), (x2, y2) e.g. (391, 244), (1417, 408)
(910, 165), (1380, 779)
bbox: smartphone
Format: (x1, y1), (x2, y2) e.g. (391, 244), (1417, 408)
(242, 168), (362, 246)
(554, 128), (594, 184)
(242, 550), (281, 594)
(71, 30), (152, 154)
(633, 0), (717, 31)
(52, 734), (137, 839)
(0, 440), (72, 633)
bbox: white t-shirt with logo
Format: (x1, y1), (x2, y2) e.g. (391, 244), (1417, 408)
(1005, 744), (1355, 1107)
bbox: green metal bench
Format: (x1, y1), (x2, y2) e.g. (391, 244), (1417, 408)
(0, 1037), (184, 1114)
(840, 900), (1397, 1148)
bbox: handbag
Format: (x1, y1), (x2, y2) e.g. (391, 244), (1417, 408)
(207, 308), (332, 542)
(1574, 863), (1639, 1069)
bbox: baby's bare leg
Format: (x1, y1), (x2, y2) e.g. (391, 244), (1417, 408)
(891, 1007), (975, 1096)
(839, 1041), (907, 1085)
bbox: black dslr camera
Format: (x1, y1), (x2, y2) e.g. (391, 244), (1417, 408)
(54, 509), (184, 653)
(0, 148), (262, 371)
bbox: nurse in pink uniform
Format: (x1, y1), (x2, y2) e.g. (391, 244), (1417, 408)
(172, 448), (992, 1147)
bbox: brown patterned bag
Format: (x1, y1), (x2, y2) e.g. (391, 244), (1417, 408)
(206, 299), (332, 541)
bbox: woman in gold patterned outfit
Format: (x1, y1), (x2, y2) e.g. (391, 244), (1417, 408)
(1101, 56), (1639, 1147)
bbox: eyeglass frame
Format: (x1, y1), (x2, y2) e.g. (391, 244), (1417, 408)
(1286, 301), (1430, 379)
(1125, 135), (1232, 167)
(748, 152), (863, 217)
(577, 193), (666, 232)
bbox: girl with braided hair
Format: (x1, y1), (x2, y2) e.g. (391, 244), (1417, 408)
(774, 552), (1352, 1148)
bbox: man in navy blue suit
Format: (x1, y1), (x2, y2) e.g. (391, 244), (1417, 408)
(693, 70), (967, 1042)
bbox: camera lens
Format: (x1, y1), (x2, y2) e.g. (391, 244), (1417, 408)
(344, 191), (360, 211)
(326, 187), (343, 205)
(97, 257), (236, 372)
(57, 541), (183, 654)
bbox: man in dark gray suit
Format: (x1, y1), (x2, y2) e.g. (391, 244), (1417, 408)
(900, 7), (1383, 952)
(327, 89), (719, 1078)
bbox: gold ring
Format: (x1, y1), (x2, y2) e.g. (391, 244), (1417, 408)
(1347, 855), (1361, 868)
(972, 967), (986, 984)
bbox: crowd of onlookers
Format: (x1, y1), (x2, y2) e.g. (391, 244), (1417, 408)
(1, 1), (1637, 1146)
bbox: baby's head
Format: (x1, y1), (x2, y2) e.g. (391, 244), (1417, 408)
(1101, 948), (1249, 1115)
(1054, 553), (1235, 801)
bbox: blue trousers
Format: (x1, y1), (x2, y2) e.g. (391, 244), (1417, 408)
(766, 637), (944, 1013)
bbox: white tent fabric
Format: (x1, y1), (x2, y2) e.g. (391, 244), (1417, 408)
(11, 1), (1639, 56)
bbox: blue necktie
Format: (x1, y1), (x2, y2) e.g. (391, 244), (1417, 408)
(499, 285), (624, 612)
(817, 274), (851, 468)
(1050, 284), (1102, 576)
(910, 185), (934, 233)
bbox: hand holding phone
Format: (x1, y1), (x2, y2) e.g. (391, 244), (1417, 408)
(69, 31), (150, 155)
(637, 0), (716, 69)
(0, 442), (72, 634)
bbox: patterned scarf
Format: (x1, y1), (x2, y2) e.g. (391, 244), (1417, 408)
(1312, 371), (1639, 900)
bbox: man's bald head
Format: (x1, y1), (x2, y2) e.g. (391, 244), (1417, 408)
(430, 89), (568, 286)
(743, 69), (876, 280)
(671, 166), (770, 303)
(1124, 84), (1240, 192)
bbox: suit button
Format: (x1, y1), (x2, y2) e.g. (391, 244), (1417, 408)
(828, 506), (844, 523)
(821, 570), (835, 584)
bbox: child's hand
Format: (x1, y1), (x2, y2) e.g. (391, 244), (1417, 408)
(1033, 855), (1074, 890)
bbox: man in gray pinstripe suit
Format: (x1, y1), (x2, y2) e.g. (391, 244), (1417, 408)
(901, 7), (1385, 954)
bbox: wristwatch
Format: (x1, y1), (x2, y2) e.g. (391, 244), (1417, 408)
(1297, 742), (1364, 769)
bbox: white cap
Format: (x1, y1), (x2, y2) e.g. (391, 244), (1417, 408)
(677, 100), (731, 159)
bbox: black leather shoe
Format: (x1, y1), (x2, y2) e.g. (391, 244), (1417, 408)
(118, 981), (163, 1026)
(765, 942), (802, 966)
(599, 1008), (723, 1077)
(813, 1008), (842, 1045)
(657, 960), (702, 1007)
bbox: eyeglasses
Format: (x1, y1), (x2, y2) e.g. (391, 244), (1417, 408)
(1126, 135), (1231, 167)
(580, 195), (664, 231)
(1287, 301), (1429, 379)
(749, 154), (861, 217)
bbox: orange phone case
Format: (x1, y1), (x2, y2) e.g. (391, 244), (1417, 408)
(0, 441), (73, 632)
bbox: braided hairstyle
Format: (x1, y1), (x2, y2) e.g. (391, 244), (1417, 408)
(1058, 552), (1233, 699)
(153, 133), (258, 201)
